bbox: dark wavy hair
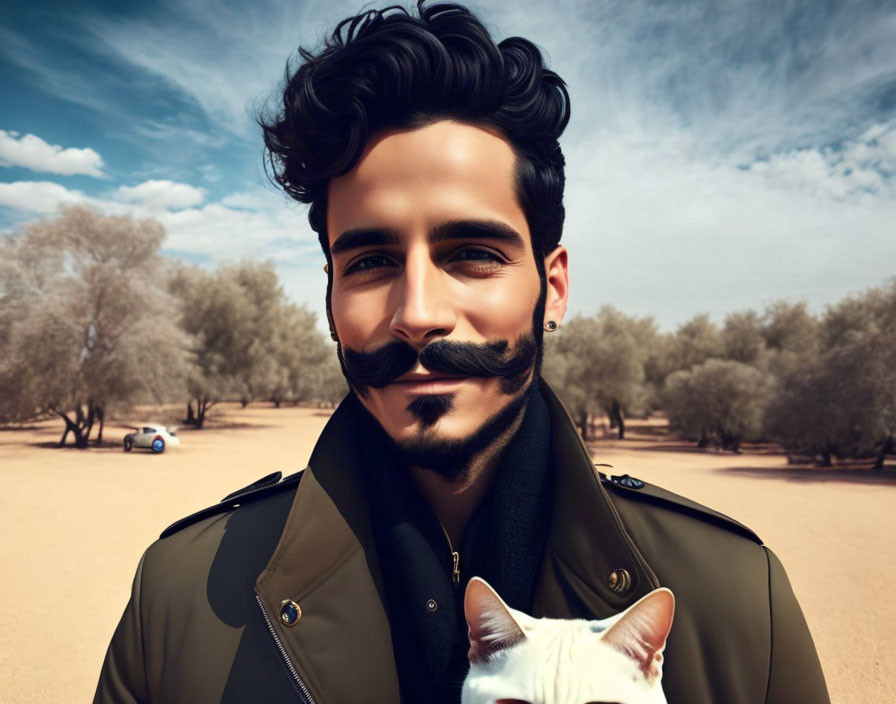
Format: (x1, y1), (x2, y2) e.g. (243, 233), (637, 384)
(260, 1), (570, 259)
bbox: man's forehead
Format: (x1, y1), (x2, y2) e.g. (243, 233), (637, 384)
(326, 120), (528, 250)
(357, 119), (515, 171)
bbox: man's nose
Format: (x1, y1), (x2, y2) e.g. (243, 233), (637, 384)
(389, 251), (456, 345)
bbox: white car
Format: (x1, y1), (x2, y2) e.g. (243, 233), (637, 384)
(123, 424), (181, 453)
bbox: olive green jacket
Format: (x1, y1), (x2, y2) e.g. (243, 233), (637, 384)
(95, 383), (829, 703)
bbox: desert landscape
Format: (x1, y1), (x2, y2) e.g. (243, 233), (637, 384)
(1, 403), (894, 704)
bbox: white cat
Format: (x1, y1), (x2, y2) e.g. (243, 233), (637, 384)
(461, 577), (675, 704)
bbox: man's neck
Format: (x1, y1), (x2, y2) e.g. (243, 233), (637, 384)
(410, 412), (525, 546)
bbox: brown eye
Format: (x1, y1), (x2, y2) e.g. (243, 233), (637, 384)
(345, 254), (396, 275)
(447, 247), (505, 276)
(452, 247), (501, 262)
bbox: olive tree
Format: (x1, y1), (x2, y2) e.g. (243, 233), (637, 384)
(170, 260), (341, 426)
(765, 282), (896, 467)
(543, 308), (649, 438)
(0, 206), (192, 447)
(663, 358), (771, 452)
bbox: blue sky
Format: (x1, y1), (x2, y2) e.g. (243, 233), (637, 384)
(2, 0), (895, 331)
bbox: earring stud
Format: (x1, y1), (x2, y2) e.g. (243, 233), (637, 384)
(544, 320), (558, 332)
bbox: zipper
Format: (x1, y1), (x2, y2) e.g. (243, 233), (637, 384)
(256, 594), (317, 703)
(439, 523), (461, 587)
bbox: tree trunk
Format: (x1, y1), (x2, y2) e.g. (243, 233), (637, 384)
(819, 445), (832, 467)
(697, 431), (709, 449)
(874, 436), (894, 470)
(94, 403), (105, 444)
(577, 410), (589, 439)
(69, 404), (90, 449)
(721, 431), (741, 453)
(195, 397), (213, 430)
(56, 410), (80, 447)
(80, 401), (96, 449)
(608, 401), (625, 440)
(185, 401), (196, 426)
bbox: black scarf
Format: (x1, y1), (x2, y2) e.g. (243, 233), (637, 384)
(361, 384), (553, 703)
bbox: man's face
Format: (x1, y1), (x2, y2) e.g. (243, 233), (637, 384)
(327, 120), (567, 457)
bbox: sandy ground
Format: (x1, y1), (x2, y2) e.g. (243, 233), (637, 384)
(1, 406), (893, 703)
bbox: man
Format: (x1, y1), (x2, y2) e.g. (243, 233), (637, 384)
(95, 2), (829, 702)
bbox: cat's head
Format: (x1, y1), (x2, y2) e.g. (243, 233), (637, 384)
(461, 578), (675, 704)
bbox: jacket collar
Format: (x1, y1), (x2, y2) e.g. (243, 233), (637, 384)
(254, 397), (400, 702)
(255, 381), (657, 702)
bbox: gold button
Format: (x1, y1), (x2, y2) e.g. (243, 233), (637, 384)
(279, 599), (302, 627)
(607, 568), (632, 594)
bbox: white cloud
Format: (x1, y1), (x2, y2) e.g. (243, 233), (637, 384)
(0, 180), (305, 255)
(116, 180), (206, 210)
(0, 130), (104, 177)
(745, 121), (896, 200)
(0, 180), (88, 214)
(561, 125), (896, 327)
(156, 201), (313, 259)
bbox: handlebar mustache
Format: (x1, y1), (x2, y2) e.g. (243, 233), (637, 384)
(341, 333), (537, 394)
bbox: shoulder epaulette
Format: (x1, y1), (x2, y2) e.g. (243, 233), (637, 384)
(159, 469), (304, 539)
(598, 469), (762, 545)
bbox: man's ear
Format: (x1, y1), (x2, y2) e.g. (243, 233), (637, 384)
(542, 245), (569, 328)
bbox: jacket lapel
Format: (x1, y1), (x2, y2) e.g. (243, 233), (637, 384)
(255, 398), (401, 703)
(533, 381), (660, 619)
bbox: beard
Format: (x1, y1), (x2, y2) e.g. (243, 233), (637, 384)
(366, 381), (535, 483)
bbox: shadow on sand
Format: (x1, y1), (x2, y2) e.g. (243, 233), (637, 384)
(717, 465), (896, 485)
(617, 442), (782, 456)
(192, 421), (276, 432)
(27, 440), (131, 453)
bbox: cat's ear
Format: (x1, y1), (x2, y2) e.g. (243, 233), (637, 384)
(602, 587), (675, 682)
(464, 577), (526, 664)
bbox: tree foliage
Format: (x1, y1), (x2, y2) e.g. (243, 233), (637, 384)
(721, 310), (766, 365)
(665, 314), (724, 372)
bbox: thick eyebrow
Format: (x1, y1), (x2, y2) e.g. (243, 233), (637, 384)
(430, 220), (526, 249)
(329, 219), (526, 256)
(329, 227), (400, 255)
